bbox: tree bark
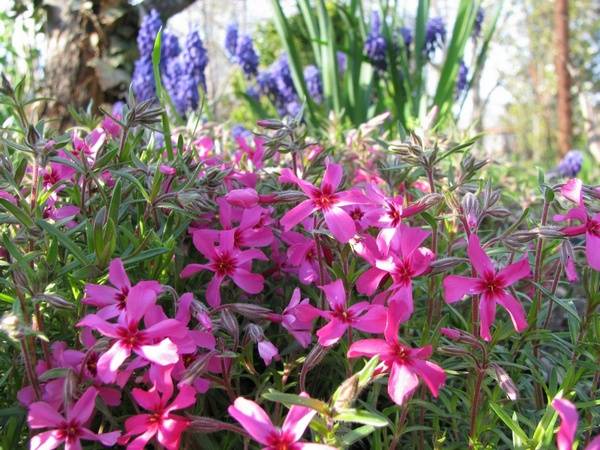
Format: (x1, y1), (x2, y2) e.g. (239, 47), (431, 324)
(554, 0), (572, 156)
(42, 0), (195, 130)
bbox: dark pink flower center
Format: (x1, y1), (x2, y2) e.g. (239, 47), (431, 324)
(147, 411), (164, 425)
(386, 202), (402, 227)
(393, 344), (410, 363)
(479, 272), (504, 295)
(349, 207), (364, 221)
(393, 260), (414, 285)
(57, 421), (82, 442)
(312, 185), (338, 211)
(332, 306), (353, 323)
(43, 170), (60, 187)
(114, 286), (129, 310)
(233, 229), (244, 248)
(116, 324), (147, 349)
(267, 430), (294, 449)
(86, 352), (98, 376)
(212, 252), (237, 276)
(587, 218), (600, 237)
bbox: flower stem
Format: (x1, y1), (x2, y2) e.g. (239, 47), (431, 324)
(469, 367), (485, 447)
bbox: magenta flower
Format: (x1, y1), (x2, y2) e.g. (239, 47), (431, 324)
(271, 288), (320, 347)
(279, 163), (369, 243)
(551, 397), (600, 450)
(181, 229), (267, 307)
(77, 284), (186, 383)
(281, 230), (320, 284)
(442, 234), (530, 341)
(313, 279), (387, 347)
(84, 258), (161, 320)
(356, 225), (434, 322)
(560, 178), (583, 205)
(554, 205), (600, 271)
(228, 395), (336, 450)
(124, 384), (196, 450)
(347, 311), (446, 405)
(28, 387), (120, 450)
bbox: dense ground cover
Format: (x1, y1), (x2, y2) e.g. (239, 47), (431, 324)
(0, 71), (598, 449)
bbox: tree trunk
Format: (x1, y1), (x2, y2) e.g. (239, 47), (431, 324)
(554, 0), (572, 156)
(42, 0), (194, 130)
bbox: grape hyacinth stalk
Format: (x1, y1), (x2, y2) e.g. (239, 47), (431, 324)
(424, 17), (446, 58)
(235, 35), (259, 77)
(364, 11), (387, 71)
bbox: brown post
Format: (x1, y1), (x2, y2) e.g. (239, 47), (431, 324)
(554, 0), (573, 156)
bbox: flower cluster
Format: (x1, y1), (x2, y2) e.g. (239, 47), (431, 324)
(364, 11), (387, 71)
(424, 16), (447, 57)
(225, 24), (260, 77)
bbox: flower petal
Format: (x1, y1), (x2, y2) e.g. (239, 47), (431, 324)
(227, 397), (274, 445)
(206, 275), (224, 308)
(324, 207), (356, 243)
(347, 339), (390, 359)
(411, 360), (446, 398)
(319, 279), (346, 310)
(67, 387), (98, 422)
(468, 234), (495, 277)
(108, 258), (130, 289)
(353, 305), (387, 334)
(356, 267), (387, 295)
(395, 224), (430, 258)
(497, 258), (530, 287)
(442, 275), (482, 303)
(316, 319), (347, 347)
(232, 269), (264, 294)
(97, 341), (131, 383)
(496, 291), (528, 333)
(27, 402), (64, 429)
(478, 294), (497, 342)
(131, 388), (161, 412)
(551, 397), (578, 450)
(282, 396), (317, 442)
(30, 430), (63, 450)
(321, 163), (343, 190)
(137, 338), (179, 366)
(586, 230), (600, 270)
(280, 200), (317, 231)
(388, 362), (420, 406)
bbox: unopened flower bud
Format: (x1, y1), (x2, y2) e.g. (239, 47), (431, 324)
(220, 309), (239, 341)
(245, 323), (265, 343)
(188, 416), (247, 434)
(181, 350), (218, 385)
(257, 119), (284, 130)
(430, 257), (468, 274)
(33, 294), (74, 310)
(227, 303), (272, 320)
(225, 188), (259, 208)
(488, 363), (518, 401)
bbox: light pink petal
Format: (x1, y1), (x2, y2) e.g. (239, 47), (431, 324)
(76, 314), (119, 338)
(83, 285), (119, 307)
(409, 247), (435, 276)
(388, 362), (420, 406)
(442, 275), (482, 303)
(180, 263), (210, 279)
(411, 360), (446, 398)
(125, 283), (158, 325)
(280, 200), (317, 231)
(478, 294), (497, 342)
(467, 234), (495, 277)
(356, 267), (387, 295)
(84, 429), (121, 446)
(552, 397), (578, 450)
(316, 319), (348, 347)
(560, 178), (583, 205)
(166, 385), (197, 412)
(258, 340), (279, 365)
(282, 401), (317, 442)
(353, 305), (387, 334)
(554, 206), (588, 224)
(137, 338), (179, 366)
(232, 269), (264, 294)
(565, 255), (578, 282)
(191, 229), (218, 259)
(157, 417), (189, 450)
(67, 387), (97, 422)
(496, 291), (528, 333)
(97, 341), (131, 383)
(586, 231), (600, 270)
(144, 319), (187, 340)
(347, 339), (390, 359)
(226, 188), (259, 208)
(497, 258), (531, 287)
(126, 428), (157, 450)
(27, 402), (64, 428)
(206, 275), (224, 307)
(384, 294), (411, 342)
(319, 279), (346, 309)
(321, 162), (343, 190)
(324, 207), (356, 243)
(108, 258), (130, 289)
(227, 397), (274, 445)
(30, 430), (63, 450)
(396, 224), (430, 257)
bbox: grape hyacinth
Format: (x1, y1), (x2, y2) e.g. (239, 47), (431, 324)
(556, 150), (584, 177)
(235, 35), (259, 77)
(456, 59), (468, 96)
(400, 26), (413, 48)
(161, 31), (181, 64)
(364, 11), (387, 71)
(132, 57), (156, 102)
(137, 9), (162, 58)
(337, 51), (347, 74)
(225, 23), (239, 58)
(304, 65), (323, 104)
(179, 31), (209, 112)
(473, 7), (485, 39)
(424, 17), (446, 57)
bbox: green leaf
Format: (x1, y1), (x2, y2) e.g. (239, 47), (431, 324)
(0, 198), (33, 228)
(262, 389), (329, 415)
(489, 402), (529, 445)
(341, 425), (376, 446)
(334, 408), (389, 427)
(36, 219), (89, 266)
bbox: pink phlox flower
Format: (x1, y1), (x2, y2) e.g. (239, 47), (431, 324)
(216, 198), (274, 248)
(551, 396), (600, 450)
(275, 288), (320, 347)
(234, 134), (265, 169)
(27, 387), (120, 450)
(41, 153), (76, 189)
(356, 225), (434, 323)
(42, 196), (79, 228)
(124, 383), (196, 450)
(560, 178), (583, 205)
(554, 205), (600, 271)
(181, 229), (267, 307)
(83, 258), (162, 320)
(279, 162), (370, 243)
(71, 128), (106, 165)
(347, 310), (446, 405)
(228, 394), (337, 450)
(442, 234), (530, 341)
(281, 230), (320, 284)
(77, 283), (186, 383)
(313, 279), (387, 347)
(0, 189), (17, 205)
